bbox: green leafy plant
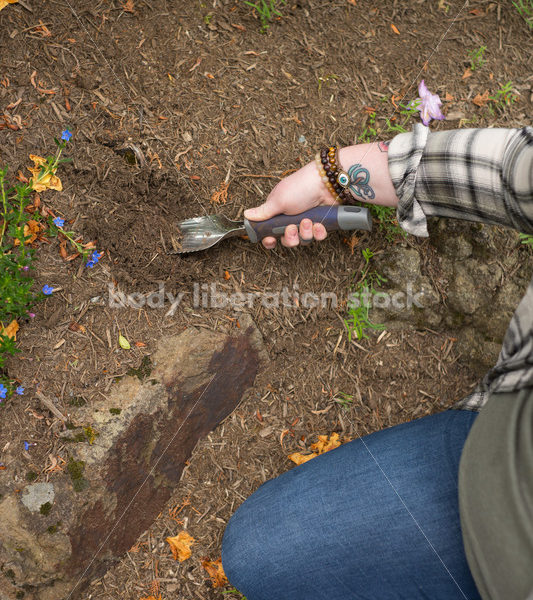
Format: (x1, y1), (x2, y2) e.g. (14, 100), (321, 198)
(358, 111), (377, 143)
(334, 391), (354, 410)
(519, 232), (533, 249)
(242, 0), (286, 32)
(367, 203), (405, 241)
(489, 81), (518, 113)
(384, 99), (421, 134)
(344, 248), (386, 341)
(0, 131), (101, 403)
(222, 590), (247, 599)
(513, 0), (533, 28)
(468, 45), (487, 70)
(317, 73), (338, 92)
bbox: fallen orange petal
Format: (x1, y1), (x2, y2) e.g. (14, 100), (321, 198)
(288, 451), (317, 466)
(1, 320), (19, 340)
(166, 531), (195, 562)
(201, 558), (228, 588)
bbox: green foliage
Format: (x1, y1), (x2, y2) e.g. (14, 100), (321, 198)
(367, 203), (405, 241)
(334, 391), (354, 410)
(317, 73), (338, 92)
(39, 502), (52, 516)
(384, 100), (421, 135)
(358, 111), (377, 143)
(513, 0), (533, 28)
(468, 46), (487, 70)
(0, 168), (39, 397)
(222, 590), (247, 599)
(344, 248), (386, 341)
(489, 81), (517, 113)
(519, 232), (533, 249)
(242, 0), (286, 32)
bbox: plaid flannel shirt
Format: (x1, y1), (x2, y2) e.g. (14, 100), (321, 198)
(388, 124), (533, 411)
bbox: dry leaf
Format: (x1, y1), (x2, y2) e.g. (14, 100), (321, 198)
(27, 155), (62, 192)
(166, 531), (195, 562)
(390, 23), (400, 35)
(287, 452), (316, 466)
(139, 596), (162, 600)
(14, 219), (41, 245)
(118, 334), (131, 350)
(0, 0), (18, 12)
(472, 90), (490, 107)
(462, 68), (473, 80)
(288, 432), (344, 465)
(202, 558), (228, 588)
(121, 0), (134, 12)
(1, 320), (19, 340)
(68, 321), (86, 333)
(310, 432), (341, 454)
(210, 181), (229, 205)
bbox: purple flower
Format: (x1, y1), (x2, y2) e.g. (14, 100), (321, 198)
(22, 265), (30, 272)
(42, 284), (54, 295)
(53, 217), (65, 228)
(29, 312), (36, 318)
(415, 80), (445, 126)
(0, 384), (7, 399)
(15, 386), (24, 395)
(61, 129), (72, 142)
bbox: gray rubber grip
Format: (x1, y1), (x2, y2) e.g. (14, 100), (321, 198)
(243, 205), (372, 243)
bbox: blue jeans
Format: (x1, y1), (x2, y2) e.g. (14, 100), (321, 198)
(222, 410), (481, 600)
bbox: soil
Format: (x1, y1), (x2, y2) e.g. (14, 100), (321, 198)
(0, 0), (532, 598)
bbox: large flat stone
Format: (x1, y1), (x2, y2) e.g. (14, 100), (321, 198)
(0, 316), (264, 599)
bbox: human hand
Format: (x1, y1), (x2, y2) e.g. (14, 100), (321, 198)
(243, 160), (337, 249)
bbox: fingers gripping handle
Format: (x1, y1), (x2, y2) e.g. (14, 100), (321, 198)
(243, 205), (373, 243)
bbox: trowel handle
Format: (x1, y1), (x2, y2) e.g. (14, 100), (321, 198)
(243, 205), (372, 243)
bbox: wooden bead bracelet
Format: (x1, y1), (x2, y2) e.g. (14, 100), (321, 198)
(315, 146), (352, 204)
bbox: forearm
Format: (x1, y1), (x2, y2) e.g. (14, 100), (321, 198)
(336, 142), (399, 208)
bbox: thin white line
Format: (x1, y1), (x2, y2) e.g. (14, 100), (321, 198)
(65, 372), (218, 599)
(63, 0), (209, 217)
(317, 0), (469, 230)
(357, 435), (470, 599)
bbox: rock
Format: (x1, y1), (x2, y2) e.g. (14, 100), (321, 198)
(455, 326), (502, 371)
(0, 318), (265, 599)
(379, 247), (421, 285)
(372, 248), (441, 329)
(21, 483), (55, 513)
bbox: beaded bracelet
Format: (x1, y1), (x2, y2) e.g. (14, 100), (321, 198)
(315, 146), (353, 204)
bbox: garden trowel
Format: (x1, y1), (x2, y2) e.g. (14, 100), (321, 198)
(174, 205), (372, 253)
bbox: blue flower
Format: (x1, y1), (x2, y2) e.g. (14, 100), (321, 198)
(0, 384), (7, 399)
(42, 284), (54, 295)
(86, 250), (101, 269)
(53, 217), (65, 228)
(15, 386), (24, 395)
(61, 129), (72, 142)
(24, 441), (31, 451)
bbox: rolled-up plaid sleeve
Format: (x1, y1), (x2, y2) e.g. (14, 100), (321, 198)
(388, 124), (533, 237)
(388, 124), (533, 410)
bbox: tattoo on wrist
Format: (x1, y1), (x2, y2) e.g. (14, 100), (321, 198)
(347, 164), (375, 200)
(378, 140), (389, 153)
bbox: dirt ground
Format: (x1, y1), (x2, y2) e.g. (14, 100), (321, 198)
(1, 0), (532, 598)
